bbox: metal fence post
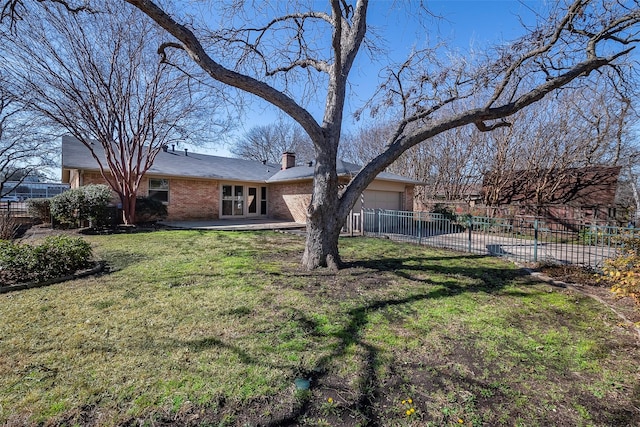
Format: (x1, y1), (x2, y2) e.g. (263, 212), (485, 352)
(534, 220), (538, 262)
(418, 211), (422, 244)
(378, 209), (382, 236)
(468, 218), (472, 253)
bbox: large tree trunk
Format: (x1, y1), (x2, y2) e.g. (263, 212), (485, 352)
(302, 209), (343, 270)
(302, 141), (344, 270)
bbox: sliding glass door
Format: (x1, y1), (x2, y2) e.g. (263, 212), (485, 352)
(221, 185), (267, 217)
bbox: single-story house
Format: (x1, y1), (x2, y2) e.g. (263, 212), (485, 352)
(61, 135), (419, 223)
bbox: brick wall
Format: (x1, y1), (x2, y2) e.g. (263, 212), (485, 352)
(269, 181), (416, 223)
(269, 181), (311, 223)
(82, 171), (107, 187)
(403, 186), (415, 211)
(74, 170), (219, 221)
(167, 178), (219, 220)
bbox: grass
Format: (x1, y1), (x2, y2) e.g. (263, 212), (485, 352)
(1, 230), (639, 426)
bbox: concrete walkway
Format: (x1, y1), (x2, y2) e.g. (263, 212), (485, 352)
(159, 218), (305, 231)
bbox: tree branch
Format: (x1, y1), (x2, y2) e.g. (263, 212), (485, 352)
(125, 0), (324, 144)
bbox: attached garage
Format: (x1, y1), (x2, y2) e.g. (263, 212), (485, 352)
(354, 189), (402, 211)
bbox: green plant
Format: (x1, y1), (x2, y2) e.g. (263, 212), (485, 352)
(0, 235), (92, 284)
(50, 185), (113, 228)
(27, 198), (51, 223)
(320, 397), (339, 417)
(50, 188), (83, 227)
(134, 196), (168, 224)
(82, 184), (114, 227)
(431, 204), (457, 222)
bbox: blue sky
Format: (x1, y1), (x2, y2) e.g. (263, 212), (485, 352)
(206, 1), (545, 156)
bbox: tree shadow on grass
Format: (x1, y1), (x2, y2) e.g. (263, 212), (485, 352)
(266, 255), (530, 426)
(347, 255), (529, 290)
(95, 249), (149, 272)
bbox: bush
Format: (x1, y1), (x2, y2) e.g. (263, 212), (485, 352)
(50, 185), (113, 228)
(430, 203), (457, 222)
(82, 184), (114, 226)
(601, 236), (640, 303)
(0, 235), (93, 284)
(134, 196), (168, 224)
(27, 198), (51, 223)
(0, 213), (20, 240)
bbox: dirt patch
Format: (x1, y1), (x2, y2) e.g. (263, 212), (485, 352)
(535, 264), (640, 326)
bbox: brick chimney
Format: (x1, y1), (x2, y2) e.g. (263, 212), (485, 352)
(282, 152), (296, 170)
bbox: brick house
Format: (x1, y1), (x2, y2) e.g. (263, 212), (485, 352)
(61, 135), (418, 223)
(481, 165), (622, 224)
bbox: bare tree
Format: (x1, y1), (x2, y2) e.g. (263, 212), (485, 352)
(344, 76), (637, 213)
(231, 118), (314, 164)
(0, 75), (53, 198)
(7, 0), (637, 268)
(0, 1), (222, 224)
(482, 75), (636, 211)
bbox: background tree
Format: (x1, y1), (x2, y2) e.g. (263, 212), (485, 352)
(481, 75), (635, 212)
(0, 1), (225, 224)
(0, 75), (53, 198)
(231, 118), (314, 164)
(341, 119), (486, 205)
(342, 74), (638, 214)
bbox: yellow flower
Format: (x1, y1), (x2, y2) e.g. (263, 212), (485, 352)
(327, 397), (333, 404)
(458, 418), (464, 424)
(407, 398), (413, 404)
(410, 408), (415, 414)
(401, 400), (406, 405)
(406, 409), (412, 416)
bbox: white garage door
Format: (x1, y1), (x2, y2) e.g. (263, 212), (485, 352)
(355, 190), (402, 211)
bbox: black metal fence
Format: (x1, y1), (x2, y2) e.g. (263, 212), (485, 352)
(363, 209), (636, 267)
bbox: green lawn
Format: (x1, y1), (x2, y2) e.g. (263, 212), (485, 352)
(1, 230), (639, 426)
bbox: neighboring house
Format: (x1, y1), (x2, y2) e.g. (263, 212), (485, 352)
(61, 135), (419, 223)
(482, 166), (622, 224)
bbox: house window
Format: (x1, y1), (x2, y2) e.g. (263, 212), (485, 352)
(260, 186), (267, 215)
(149, 178), (169, 203)
(222, 184), (244, 216)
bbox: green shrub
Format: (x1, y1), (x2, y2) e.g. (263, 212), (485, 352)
(27, 198), (51, 223)
(0, 235), (93, 284)
(82, 184), (114, 226)
(50, 185), (113, 228)
(50, 189), (81, 227)
(431, 203), (457, 222)
(135, 196), (168, 224)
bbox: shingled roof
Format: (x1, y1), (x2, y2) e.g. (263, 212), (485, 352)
(266, 159), (423, 184)
(62, 135), (281, 182)
(61, 136), (420, 185)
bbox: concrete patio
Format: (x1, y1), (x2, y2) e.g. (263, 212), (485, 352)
(159, 218), (306, 231)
